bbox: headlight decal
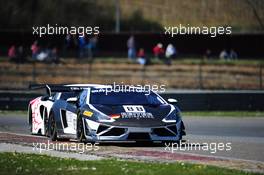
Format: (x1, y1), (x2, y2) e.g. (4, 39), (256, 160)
(110, 114), (120, 119)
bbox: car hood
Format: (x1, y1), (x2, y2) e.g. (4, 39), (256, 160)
(91, 104), (174, 127)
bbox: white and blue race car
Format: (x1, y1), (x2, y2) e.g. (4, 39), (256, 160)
(28, 84), (185, 142)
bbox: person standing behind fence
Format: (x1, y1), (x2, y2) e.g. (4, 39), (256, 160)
(230, 49), (238, 60)
(17, 45), (25, 63)
(165, 43), (176, 65)
(137, 48), (146, 65)
(219, 49), (229, 60)
(127, 35), (136, 60)
(31, 40), (39, 60)
(63, 34), (71, 57)
(87, 35), (98, 58)
(78, 34), (86, 58)
(153, 43), (164, 59)
(8, 45), (16, 62)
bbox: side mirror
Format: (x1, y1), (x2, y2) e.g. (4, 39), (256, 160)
(41, 95), (50, 101)
(67, 97), (78, 103)
(167, 98), (178, 104)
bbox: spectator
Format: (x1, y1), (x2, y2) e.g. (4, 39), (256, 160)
(165, 44), (177, 59)
(65, 34), (71, 48)
(153, 43), (164, 59)
(219, 49), (228, 60)
(78, 34), (86, 58)
(72, 34), (79, 48)
(165, 44), (176, 65)
(31, 40), (39, 60)
(230, 49), (238, 60)
(203, 49), (212, 59)
(63, 34), (71, 57)
(17, 45), (25, 63)
(8, 45), (16, 61)
(87, 35), (98, 58)
(127, 35), (136, 60)
(51, 47), (59, 64)
(137, 48), (146, 65)
(36, 49), (48, 61)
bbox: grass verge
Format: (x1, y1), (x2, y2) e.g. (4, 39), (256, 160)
(0, 152), (260, 175)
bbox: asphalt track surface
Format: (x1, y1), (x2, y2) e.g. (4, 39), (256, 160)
(0, 113), (264, 163)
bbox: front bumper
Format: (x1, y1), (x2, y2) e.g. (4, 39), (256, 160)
(82, 118), (185, 142)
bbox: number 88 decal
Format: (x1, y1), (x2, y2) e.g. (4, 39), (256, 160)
(123, 105), (145, 112)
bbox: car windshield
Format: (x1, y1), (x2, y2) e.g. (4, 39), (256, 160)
(90, 90), (165, 105)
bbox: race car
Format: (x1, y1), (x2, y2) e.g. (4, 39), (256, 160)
(28, 84), (185, 142)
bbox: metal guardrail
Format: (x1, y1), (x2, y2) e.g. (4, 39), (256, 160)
(161, 90), (264, 111)
(0, 90), (263, 111)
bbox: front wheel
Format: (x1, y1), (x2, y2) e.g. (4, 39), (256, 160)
(76, 113), (85, 142)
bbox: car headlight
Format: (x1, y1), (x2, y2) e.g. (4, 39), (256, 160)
(162, 111), (181, 123)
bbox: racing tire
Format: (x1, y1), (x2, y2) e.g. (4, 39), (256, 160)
(28, 105), (33, 133)
(44, 108), (49, 136)
(179, 121), (186, 140)
(76, 113), (86, 142)
(49, 112), (58, 141)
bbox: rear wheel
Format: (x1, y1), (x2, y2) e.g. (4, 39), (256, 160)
(49, 112), (58, 141)
(28, 105), (33, 133)
(44, 108), (49, 136)
(76, 113), (85, 142)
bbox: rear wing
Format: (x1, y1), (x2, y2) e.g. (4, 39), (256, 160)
(29, 84), (85, 96)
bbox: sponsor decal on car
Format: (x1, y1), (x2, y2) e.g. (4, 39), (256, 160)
(83, 111), (93, 117)
(121, 105), (154, 120)
(31, 97), (42, 131)
(120, 112), (154, 120)
(123, 105), (145, 112)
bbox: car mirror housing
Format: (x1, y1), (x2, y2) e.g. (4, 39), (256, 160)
(167, 98), (178, 104)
